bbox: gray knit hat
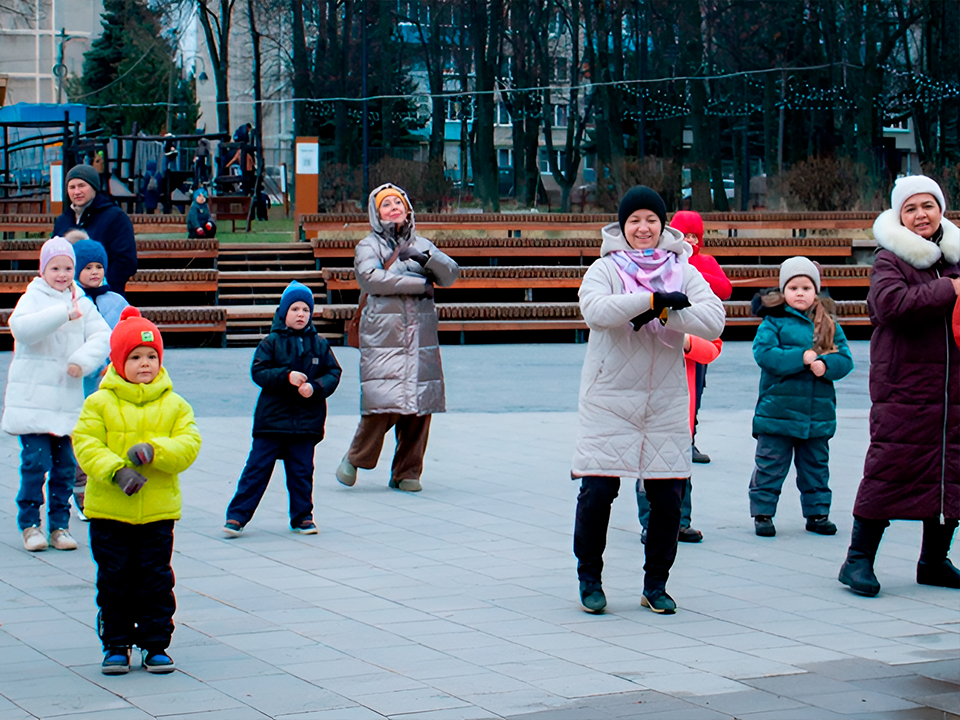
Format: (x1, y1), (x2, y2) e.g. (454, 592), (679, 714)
(779, 256), (821, 293)
(65, 164), (100, 192)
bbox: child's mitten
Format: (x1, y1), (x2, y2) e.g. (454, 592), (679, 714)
(127, 443), (154, 466)
(196, 227), (205, 236)
(204, 222), (213, 231)
(114, 467), (148, 496)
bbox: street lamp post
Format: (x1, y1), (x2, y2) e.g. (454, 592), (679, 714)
(54, 28), (80, 104)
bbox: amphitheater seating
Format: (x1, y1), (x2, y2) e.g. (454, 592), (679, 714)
(304, 211), (889, 341)
(0, 307), (227, 335)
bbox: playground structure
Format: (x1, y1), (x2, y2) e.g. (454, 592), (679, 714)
(0, 103), (269, 225)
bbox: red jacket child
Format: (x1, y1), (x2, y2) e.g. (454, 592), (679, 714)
(670, 211), (733, 300)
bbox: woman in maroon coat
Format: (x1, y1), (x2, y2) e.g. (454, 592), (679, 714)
(839, 175), (960, 596)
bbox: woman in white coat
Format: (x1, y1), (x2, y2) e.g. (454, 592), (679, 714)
(336, 184), (459, 492)
(573, 186), (725, 614)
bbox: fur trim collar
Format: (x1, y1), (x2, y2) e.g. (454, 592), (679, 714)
(873, 209), (960, 269)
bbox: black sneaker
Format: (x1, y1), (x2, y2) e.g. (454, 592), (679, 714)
(641, 589), (677, 614)
(579, 581), (606, 614)
(101, 647), (131, 675)
(141, 648), (176, 674)
(692, 446), (711, 464)
(754, 515), (776, 537)
(805, 515), (837, 535)
(292, 520), (319, 535)
(678, 526), (703, 543)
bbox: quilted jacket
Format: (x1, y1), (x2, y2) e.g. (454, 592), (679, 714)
(1, 278), (111, 436)
(571, 224), (726, 480)
(751, 304), (854, 440)
(355, 184), (459, 416)
(74, 365), (201, 524)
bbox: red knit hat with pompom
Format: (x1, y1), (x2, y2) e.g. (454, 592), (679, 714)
(110, 307), (163, 379)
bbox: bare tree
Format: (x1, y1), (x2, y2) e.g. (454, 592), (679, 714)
(196, 0), (238, 133)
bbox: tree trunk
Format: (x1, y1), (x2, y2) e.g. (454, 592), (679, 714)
(290, 0), (309, 138)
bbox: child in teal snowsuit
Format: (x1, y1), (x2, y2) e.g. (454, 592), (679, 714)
(750, 257), (854, 538)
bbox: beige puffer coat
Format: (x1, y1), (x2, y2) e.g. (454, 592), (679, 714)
(355, 184), (459, 416)
(571, 223), (726, 480)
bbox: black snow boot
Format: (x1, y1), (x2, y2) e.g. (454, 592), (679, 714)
(917, 519), (960, 589)
(838, 517), (888, 596)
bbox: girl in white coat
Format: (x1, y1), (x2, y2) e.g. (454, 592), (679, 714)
(572, 187), (725, 615)
(2, 237), (110, 552)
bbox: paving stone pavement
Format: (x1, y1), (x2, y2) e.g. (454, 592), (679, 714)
(0, 342), (957, 720)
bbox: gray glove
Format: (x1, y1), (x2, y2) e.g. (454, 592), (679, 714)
(127, 443), (154, 466)
(114, 467), (148, 496)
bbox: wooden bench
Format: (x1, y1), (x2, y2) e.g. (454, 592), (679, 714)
(724, 264), (872, 287)
(703, 237), (855, 257)
(700, 210), (960, 233)
(312, 236), (602, 261)
(0, 238), (218, 265)
(0, 213), (189, 236)
(300, 212), (614, 239)
(0, 197), (46, 214)
(313, 298), (872, 337)
(209, 196), (252, 232)
(0, 269), (218, 295)
(321, 266), (588, 292)
(0, 306), (227, 334)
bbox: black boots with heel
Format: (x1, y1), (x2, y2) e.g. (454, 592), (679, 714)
(917, 519), (960, 589)
(838, 517), (888, 596)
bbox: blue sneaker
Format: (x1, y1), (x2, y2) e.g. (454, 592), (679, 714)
(292, 520), (318, 535)
(101, 647), (130, 675)
(141, 649), (176, 674)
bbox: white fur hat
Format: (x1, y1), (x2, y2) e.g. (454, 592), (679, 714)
(890, 175), (946, 216)
(779, 256), (820, 293)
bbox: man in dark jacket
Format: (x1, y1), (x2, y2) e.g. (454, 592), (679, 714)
(53, 164), (138, 297)
(222, 281), (341, 537)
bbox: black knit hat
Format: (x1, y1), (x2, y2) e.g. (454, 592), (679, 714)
(65, 164), (100, 193)
(618, 185), (666, 235)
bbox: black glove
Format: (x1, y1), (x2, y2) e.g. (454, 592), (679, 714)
(127, 443), (154, 466)
(114, 467), (148, 496)
(630, 309), (658, 330)
(652, 292), (691, 312)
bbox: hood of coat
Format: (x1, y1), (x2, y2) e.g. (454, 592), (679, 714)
(600, 222), (690, 260)
(873, 209), (960, 269)
(99, 364), (173, 405)
(269, 307), (318, 336)
(367, 183), (416, 241)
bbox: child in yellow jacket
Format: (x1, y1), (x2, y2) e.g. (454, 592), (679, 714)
(74, 307), (201, 676)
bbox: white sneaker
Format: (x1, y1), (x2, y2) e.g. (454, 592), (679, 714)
(49, 528), (78, 551)
(22, 526), (48, 552)
(336, 457), (357, 487)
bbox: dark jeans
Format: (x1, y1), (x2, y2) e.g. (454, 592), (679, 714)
(17, 434), (74, 531)
(749, 433), (831, 517)
(693, 362), (707, 439)
(227, 435), (317, 528)
(637, 478), (693, 529)
(89, 519), (175, 651)
(574, 476), (685, 594)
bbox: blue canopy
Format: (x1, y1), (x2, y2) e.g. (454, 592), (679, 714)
(0, 102), (86, 125)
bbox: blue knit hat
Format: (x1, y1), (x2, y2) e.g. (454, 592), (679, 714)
(193, 187), (208, 202)
(73, 239), (108, 280)
(278, 280), (314, 318)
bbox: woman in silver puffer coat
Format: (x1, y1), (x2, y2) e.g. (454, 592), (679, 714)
(335, 184), (459, 492)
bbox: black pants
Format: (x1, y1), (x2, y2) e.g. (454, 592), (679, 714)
(227, 435), (317, 528)
(574, 476), (685, 594)
(89, 519), (175, 651)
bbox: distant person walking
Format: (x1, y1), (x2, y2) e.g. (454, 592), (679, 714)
(839, 175), (960, 596)
(53, 164), (138, 297)
(571, 186), (725, 616)
(335, 184), (459, 493)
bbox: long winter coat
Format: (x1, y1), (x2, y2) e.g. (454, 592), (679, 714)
(251, 311), (342, 439)
(1, 278), (111, 437)
(854, 210), (960, 520)
(53, 193), (138, 295)
(752, 304), (854, 440)
(74, 366), (201, 525)
(355, 184), (459, 416)
(571, 224), (726, 480)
